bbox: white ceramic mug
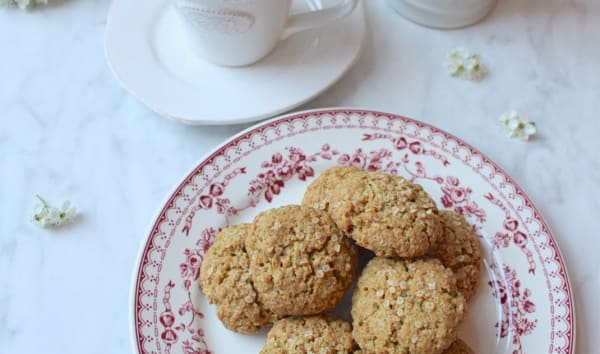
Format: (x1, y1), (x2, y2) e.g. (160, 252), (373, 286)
(386, 0), (496, 29)
(174, 0), (358, 66)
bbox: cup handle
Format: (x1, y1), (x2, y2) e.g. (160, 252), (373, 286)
(282, 0), (358, 40)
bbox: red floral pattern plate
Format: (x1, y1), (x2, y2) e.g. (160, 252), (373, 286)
(131, 109), (575, 354)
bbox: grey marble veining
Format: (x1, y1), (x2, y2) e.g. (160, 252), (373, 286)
(1, 0), (598, 353)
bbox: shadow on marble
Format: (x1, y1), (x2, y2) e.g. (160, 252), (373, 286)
(300, 4), (381, 109)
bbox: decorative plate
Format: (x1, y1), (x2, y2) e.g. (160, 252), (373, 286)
(131, 109), (575, 354)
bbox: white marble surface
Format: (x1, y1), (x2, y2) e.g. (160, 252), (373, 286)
(0, 0), (598, 353)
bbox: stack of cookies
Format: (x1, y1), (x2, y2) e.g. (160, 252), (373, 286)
(200, 205), (357, 335)
(200, 166), (482, 354)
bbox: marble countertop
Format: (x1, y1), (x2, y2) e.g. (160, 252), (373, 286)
(1, 0), (598, 353)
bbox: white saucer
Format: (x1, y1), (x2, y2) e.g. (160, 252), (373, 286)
(105, 0), (366, 125)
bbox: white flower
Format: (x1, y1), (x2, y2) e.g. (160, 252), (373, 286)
(1, 0), (47, 9)
(500, 111), (537, 141)
(32, 195), (77, 228)
(447, 47), (486, 81)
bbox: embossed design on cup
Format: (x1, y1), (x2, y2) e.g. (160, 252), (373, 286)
(173, 0), (358, 66)
(177, 6), (255, 35)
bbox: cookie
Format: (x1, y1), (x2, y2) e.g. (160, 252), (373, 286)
(435, 211), (483, 301)
(247, 205), (356, 316)
(302, 166), (364, 211)
(326, 168), (443, 258)
(443, 339), (475, 354)
(352, 257), (466, 354)
(260, 316), (357, 354)
(199, 224), (276, 333)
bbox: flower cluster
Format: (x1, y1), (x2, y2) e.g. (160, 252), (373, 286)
(488, 264), (537, 353)
(180, 248), (203, 281)
(1, 0), (47, 9)
(447, 47), (486, 81)
(500, 111), (537, 141)
(440, 176), (486, 224)
(249, 147), (317, 203)
(337, 147), (399, 175)
(31, 194), (77, 228)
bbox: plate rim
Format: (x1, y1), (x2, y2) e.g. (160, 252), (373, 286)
(130, 107), (576, 353)
(105, 0), (367, 126)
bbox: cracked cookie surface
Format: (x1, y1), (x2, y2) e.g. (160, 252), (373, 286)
(199, 224), (276, 333)
(247, 205), (356, 316)
(435, 211), (483, 301)
(260, 316), (357, 354)
(317, 167), (443, 258)
(352, 257), (466, 354)
(302, 166), (363, 211)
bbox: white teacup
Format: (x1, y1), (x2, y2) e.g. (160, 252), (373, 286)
(174, 0), (358, 66)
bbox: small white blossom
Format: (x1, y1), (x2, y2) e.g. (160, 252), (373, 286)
(447, 47), (486, 81)
(500, 111), (537, 141)
(32, 195), (77, 228)
(1, 0), (47, 9)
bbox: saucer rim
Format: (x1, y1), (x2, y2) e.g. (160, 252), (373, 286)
(104, 0), (367, 126)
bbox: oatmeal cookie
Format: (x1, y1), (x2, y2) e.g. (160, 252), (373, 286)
(302, 166), (364, 211)
(260, 316), (357, 354)
(247, 205), (356, 316)
(327, 169), (443, 257)
(435, 211), (483, 301)
(199, 224), (276, 333)
(352, 257), (466, 354)
(443, 339), (475, 354)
